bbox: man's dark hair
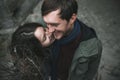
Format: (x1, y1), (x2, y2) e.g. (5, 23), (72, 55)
(41, 0), (78, 21)
(6, 23), (50, 80)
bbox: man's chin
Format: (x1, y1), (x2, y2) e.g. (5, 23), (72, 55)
(55, 35), (63, 40)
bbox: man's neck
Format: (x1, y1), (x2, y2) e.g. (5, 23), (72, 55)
(64, 23), (74, 37)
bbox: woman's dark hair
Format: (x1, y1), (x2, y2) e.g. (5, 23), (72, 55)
(9, 23), (50, 80)
(41, 0), (78, 21)
(11, 23), (44, 58)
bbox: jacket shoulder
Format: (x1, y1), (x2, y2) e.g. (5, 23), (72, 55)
(73, 38), (102, 61)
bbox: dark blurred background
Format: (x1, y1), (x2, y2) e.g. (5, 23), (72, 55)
(0, 0), (120, 80)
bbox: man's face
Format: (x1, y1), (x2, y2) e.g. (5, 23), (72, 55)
(43, 9), (75, 40)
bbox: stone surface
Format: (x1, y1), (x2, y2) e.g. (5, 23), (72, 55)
(0, 0), (41, 76)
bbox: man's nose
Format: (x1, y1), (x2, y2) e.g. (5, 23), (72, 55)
(47, 25), (55, 33)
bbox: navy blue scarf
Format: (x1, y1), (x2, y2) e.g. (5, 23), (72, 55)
(51, 19), (81, 80)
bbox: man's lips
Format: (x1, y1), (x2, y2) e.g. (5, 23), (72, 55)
(49, 33), (55, 42)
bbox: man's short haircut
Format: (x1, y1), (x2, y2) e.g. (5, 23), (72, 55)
(41, 0), (78, 21)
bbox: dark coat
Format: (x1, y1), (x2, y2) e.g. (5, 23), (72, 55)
(68, 20), (102, 80)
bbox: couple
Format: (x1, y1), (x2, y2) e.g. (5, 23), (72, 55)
(10, 0), (102, 80)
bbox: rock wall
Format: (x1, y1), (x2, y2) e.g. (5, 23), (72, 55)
(0, 0), (41, 70)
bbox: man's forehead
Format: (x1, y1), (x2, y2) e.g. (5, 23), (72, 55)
(43, 10), (61, 22)
(43, 17), (61, 24)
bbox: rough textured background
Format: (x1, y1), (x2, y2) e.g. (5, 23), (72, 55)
(0, 0), (120, 80)
(0, 0), (41, 78)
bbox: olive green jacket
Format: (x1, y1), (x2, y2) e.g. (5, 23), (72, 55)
(68, 38), (102, 80)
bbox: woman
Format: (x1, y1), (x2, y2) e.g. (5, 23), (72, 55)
(9, 23), (54, 80)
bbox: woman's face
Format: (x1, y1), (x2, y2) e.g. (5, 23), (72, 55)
(34, 27), (55, 47)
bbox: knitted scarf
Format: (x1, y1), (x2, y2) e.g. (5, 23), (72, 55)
(51, 19), (81, 80)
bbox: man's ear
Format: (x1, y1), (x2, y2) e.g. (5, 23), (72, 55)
(70, 13), (77, 24)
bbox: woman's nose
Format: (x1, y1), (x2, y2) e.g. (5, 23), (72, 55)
(45, 28), (51, 36)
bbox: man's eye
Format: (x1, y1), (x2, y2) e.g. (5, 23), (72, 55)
(50, 23), (59, 27)
(53, 24), (59, 27)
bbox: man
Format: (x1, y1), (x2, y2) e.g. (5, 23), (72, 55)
(35, 0), (102, 80)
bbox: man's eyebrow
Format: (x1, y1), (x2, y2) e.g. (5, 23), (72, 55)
(46, 22), (60, 25)
(50, 23), (60, 25)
